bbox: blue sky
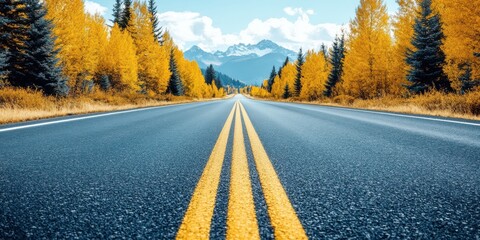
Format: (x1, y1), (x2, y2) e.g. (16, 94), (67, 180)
(85, 0), (399, 51)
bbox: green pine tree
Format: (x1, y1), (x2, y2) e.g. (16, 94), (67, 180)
(214, 75), (223, 89)
(406, 0), (451, 94)
(0, 5), (8, 84)
(23, 0), (68, 96)
(205, 64), (215, 85)
(278, 56), (289, 79)
(294, 48), (304, 97)
(320, 43), (328, 61)
(112, 0), (122, 26)
(282, 83), (291, 99)
(324, 34), (346, 97)
(167, 49), (184, 96)
(459, 63), (479, 94)
(147, 0), (163, 44)
(0, 0), (29, 87)
(0, 50), (8, 85)
(267, 66), (276, 92)
(119, 0), (132, 30)
(98, 74), (111, 91)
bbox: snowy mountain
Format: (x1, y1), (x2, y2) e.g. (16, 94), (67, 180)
(184, 40), (297, 85)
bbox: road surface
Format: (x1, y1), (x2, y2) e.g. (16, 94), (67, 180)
(1, 95), (479, 239)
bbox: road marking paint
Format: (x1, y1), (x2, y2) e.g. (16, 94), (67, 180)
(239, 101), (307, 240)
(176, 102), (237, 240)
(264, 99), (480, 127)
(343, 108), (480, 127)
(0, 102), (197, 133)
(226, 102), (260, 240)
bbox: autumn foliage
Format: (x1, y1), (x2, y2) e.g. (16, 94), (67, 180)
(1, 0), (224, 99)
(249, 0), (479, 116)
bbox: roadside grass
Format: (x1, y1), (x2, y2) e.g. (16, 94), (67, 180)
(251, 91), (480, 121)
(0, 88), (226, 124)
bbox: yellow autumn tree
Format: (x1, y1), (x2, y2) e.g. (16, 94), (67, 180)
(84, 14), (108, 85)
(250, 86), (270, 98)
(342, 0), (394, 99)
(391, 0), (420, 96)
(130, 2), (170, 95)
(271, 63), (296, 98)
(172, 47), (208, 98)
(45, 0), (88, 93)
(300, 50), (330, 100)
(101, 24), (139, 92)
(434, 0), (480, 91)
(164, 30), (214, 98)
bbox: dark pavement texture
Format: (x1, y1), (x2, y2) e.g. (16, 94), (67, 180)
(1, 95), (479, 239)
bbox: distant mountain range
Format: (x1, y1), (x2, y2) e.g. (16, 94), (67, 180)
(184, 40), (297, 85)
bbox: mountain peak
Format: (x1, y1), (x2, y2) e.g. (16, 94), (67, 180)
(183, 40), (297, 85)
(222, 40), (291, 57)
(186, 45), (206, 53)
(255, 39), (279, 49)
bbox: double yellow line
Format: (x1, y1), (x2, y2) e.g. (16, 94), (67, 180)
(176, 101), (307, 240)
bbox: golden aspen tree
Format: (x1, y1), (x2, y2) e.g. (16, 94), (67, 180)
(162, 31), (175, 54)
(130, 2), (169, 95)
(85, 14), (108, 83)
(434, 0), (480, 91)
(163, 31), (208, 97)
(342, 0), (394, 99)
(171, 47), (208, 98)
(392, 0), (420, 96)
(102, 24), (139, 92)
(262, 80), (269, 89)
(211, 81), (220, 97)
(271, 63), (296, 98)
(45, 0), (87, 93)
(184, 60), (207, 98)
(250, 86), (270, 98)
(203, 81), (213, 98)
(300, 50), (330, 100)
(270, 75), (282, 98)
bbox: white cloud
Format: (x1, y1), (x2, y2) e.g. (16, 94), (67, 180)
(158, 11), (238, 52)
(283, 7), (314, 17)
(84, 1), (108, 16)
(158, 7), (344, 52)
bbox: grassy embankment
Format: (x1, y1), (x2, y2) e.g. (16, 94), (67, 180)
(250, 91), (480, 121)
(0, 88), (228, 124)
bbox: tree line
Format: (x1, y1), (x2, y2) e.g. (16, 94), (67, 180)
(0, 0), (225, 98)
(250, 0), (480, 100)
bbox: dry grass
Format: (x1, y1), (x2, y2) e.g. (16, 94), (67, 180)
(0, 88), (227, 124)
(251, 91), (480, 121)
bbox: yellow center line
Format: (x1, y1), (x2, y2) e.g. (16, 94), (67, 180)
(227, 102), (260, 239)
(239, 101), (308, 240)
(176, 102), (237, 240)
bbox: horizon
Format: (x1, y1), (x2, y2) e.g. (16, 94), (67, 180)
(186, 39), (295, 54)
(85, 0), (399, 52)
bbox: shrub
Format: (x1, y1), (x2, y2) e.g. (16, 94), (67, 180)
(333, 95), (355, 105)
(0, 87), (52, 109)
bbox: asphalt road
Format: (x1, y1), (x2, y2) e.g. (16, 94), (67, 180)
(1, 95), (479, 239)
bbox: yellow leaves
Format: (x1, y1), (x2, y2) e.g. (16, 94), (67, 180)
(85, 14), (108, 79)
(250, 86), (270, 98)
(300, 50), (330, 101)
(435, 0), (480, 90)
(391, 0), (419, 96)
(102, 24), (139, 92)
(130, 2), (170, 94)
(271, 63), (296, 98)
(342, 0), (394, 99)
(45, 0), (87, 90)
(44, 0), (213, 98)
